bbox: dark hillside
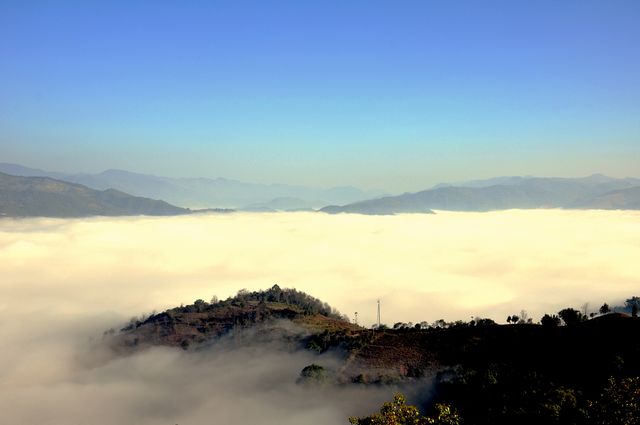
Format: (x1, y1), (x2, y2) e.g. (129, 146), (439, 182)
(344, 314), (640, 425)
(114, 285), (357, 351)
(110, 288), (640, 424)
(344, 314), (640, 384)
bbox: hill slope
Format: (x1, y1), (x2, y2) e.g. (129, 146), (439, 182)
(321, 175), (640, 214)
(109, 286), (640, 424)
(570, 186), (640, 209)
(0, 172), (189, 217)
(114, 287), (640, 387)
(114, 285), (356, 351)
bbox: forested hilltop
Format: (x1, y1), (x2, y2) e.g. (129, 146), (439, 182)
(112, 285), (355, 351)
(110, 288), (640, 424)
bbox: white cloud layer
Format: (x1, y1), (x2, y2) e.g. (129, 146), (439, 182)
(0, 210), (638, 423)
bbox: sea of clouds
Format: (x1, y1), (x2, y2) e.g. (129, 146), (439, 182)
(1, 210), (638, 424)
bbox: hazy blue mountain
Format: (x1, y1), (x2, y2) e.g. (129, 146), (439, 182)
(241, 197), (316, 212)
(0, 163), (385, 209)
(0, 163), (69, 179)
(0, 172), (189, 217)
(432, 174), (638, 189)
(432, 176), (531, 189)
(321, 175), (640, 214)
(570, 186), (640, 209)
(320, 201), (435, 215)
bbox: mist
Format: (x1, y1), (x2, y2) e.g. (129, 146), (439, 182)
(0, 313), (396, 425)
(1, 210), (639, 423)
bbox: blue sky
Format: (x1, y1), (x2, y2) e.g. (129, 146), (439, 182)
(1, 0), (639, 191)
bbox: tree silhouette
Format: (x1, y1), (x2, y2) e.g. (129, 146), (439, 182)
(558, 308), (585, 326)
(540, 314), (561, 327)
(624, 297), (640, 316)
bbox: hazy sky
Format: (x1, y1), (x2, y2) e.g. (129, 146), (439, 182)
(1, 1), (639, 191)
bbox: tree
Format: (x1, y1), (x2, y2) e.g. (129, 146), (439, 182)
(475, 318), (496, 326)
(587, 377), (640, 425)
(193, 299), (208, 312)
(540, 314), (561, 327)
(599, 303), (611, 315)
(633, 304), (638, 318)
(348, 393), (461, 425)
(625, 296), (640, 312)
(558, 308), (585, 326)
(299, 364), (328, 384)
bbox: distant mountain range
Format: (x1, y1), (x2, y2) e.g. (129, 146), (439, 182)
(0, 172), (189, 217)
(0, 163), (384, 209)
(321, 175), (640, 215)
(241, 197), (316, 212)
(3, 163), (640, 217)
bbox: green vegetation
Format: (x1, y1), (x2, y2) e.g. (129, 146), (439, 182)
(170, 284), (346, 319)
(117, 285), (356, 350)
(349, 394), (461, 425)
(427, 370), (640, 425)
(347, 296), (640, 425)
(588, 377), (640, 425)
(299, 364), (329, 384)
(114, 287), (640, 425)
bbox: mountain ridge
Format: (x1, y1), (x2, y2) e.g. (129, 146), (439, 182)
(0, 163), (385, 209)
(322, 175), (640, 214)
(0, 172), (190, 217)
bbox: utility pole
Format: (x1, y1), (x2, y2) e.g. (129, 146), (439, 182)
(354, 311), (358, 326)
(377, 299), (381, 329)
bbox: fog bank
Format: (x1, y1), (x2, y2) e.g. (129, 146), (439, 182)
(2, 210), (638, 323)
(0, 210), (638, 423)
